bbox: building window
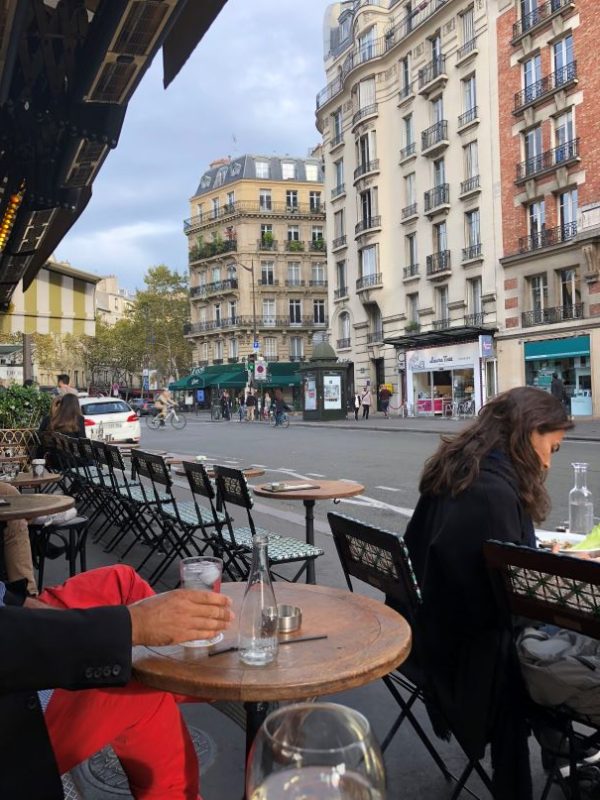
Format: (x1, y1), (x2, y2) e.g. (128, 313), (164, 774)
(554, 110), (574, 159)
(214, 340), (223, 360)
(528, 200), (546, 245)
(405, 173), (416, 206)
(436, 285), (449, 321)
(196, 204), (203, 220)
(360, 244), (377, 277)
(465, 209), (480, 247)
(334, 158), (344, 188)
(332, 108), (343, 140)
(226, 191), (235, 209)
(358, 77), (376, 110)
(261, 261), (275, 285)
(461, 5), (475, 44)
(357, 131), (376, 168)
(336, 260), (347, 291)
(467, 277), (482, 315)
(305, 163), (319, 181)
(259, 189), (272, 211)
(334, 209), (345, 238)
(211, 198), (219, 219)
(255, 160), (270, 179)
(359, 189), (375, 223)
(529, 274), (548, 314)
(406, 232), (417, 266)
(553, 34), (574, 78)
(201, 342), (209, 362)
(463, 141), (479, 178)
(211, 266), (221, 283)
(312, 226), (323, 242)
(309, 191), (322, 211)
(286, 190), (298, 210)
(288, 262), (301, 285)
(523, 125), (542, 172)
(559, 268), (581, 308)
(199, 306), (207, 323)
(559, 188), (578, 230)
(282, 161), (296, 180)
(263, 337), (277, 357)
(214, 303), (221, 324)
(290, 336), (303, 359)
(214, 167), (227, 188)
(523, 54), (541, 103)
(407, 292), (419, 324)
(358, 27), (375, 62)
(287, 225), (299, 242)
(229, 300), (237, 320)
(313, 299), (326, 324)
(289, 299), (302, 324)
(403, 114), (414, 147)
(260, 223), (273, 241)
(400, 56), (410, 92)
(462, 74), (477, 113)
(312, 263), (326, 284)
(262, 299), (275, 326)
(227, 263), (237, 280)
(433, 157), (445, 186)
(434, 221), (447, 252)
(229, 338), (238, 359)
(431, 95), (444, 124)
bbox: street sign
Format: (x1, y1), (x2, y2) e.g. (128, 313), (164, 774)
(254, 361), (267, 381)
(253, 340), (260, 350)
(142, 376), (149, 390)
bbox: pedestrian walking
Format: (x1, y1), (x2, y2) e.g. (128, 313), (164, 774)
(379, 384), (392, 418)
(550, 372), (570, 416)
(245, 390), (256, 421)
(263, 391), (272, 421)
(237, 391), (246, 422)
(361, 386), (372, 420)
(353, 392), (361, 421)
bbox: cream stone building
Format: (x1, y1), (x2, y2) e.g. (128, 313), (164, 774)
(96, 275), (135, 325)
(184, 155), (328, 366)
(317, 0), (502, 414)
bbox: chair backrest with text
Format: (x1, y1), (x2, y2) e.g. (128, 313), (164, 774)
(212, 465), (256, 537)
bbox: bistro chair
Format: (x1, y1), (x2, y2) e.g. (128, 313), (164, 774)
(29, 514), (89, 590)
(212, 465), (324, 583)
(328, 511), (493, 800)
(484, 540), (600, 800)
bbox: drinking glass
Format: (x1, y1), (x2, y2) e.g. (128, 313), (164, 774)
(179, 556), (223, 647)
(246, 702), (386, 800)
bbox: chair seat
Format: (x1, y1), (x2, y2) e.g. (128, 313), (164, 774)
(222, 526), (323, 561)
(117, 485), (169, 504)
(161, 500), (226, 526)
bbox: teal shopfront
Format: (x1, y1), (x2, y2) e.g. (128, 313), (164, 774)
(524, 335), (592, 416)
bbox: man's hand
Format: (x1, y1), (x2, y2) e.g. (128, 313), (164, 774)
(128, 589), (234, 647)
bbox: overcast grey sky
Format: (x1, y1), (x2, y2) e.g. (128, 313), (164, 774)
(55, 0), (332, 290)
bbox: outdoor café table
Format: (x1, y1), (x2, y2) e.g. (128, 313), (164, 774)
(133, 582), (411, 794)
(8, 470), (62, 492)
(253, 480), (364, 584)
(0, 493), (74, 524)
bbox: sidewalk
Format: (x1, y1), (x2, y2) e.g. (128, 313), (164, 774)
(190, 409), (600, 441)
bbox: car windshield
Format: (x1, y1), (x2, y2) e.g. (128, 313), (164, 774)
(82, 401), (131, 415)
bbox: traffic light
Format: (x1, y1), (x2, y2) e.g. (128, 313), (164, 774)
(247, 353), (256, 371)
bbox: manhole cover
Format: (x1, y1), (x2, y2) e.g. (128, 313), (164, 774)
(69, 726), (216, 799)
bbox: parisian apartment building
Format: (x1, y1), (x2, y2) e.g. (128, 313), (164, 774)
(183, 155), (328, 366)
(495, 0), (600, 417)
(317, 0), (502, 415)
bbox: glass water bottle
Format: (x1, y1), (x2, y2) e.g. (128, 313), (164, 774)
(569, 462), (594, 535)
(238, 533), (278, 666)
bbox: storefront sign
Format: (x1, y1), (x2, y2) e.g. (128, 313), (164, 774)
(304, 376), (317, 411)
(406, 341), (478, 372)
(479, 335), (494, 359)
(323, 374), (342, 410)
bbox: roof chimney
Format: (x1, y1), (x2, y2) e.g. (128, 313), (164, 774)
(209, 157), (231, 170)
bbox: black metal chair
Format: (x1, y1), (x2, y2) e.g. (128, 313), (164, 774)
(328, 511), (493, 800)
(484, 540), (600, 800)
(29, 515), (89, 590)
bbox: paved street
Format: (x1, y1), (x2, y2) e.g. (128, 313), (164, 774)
(51, 414), (599, 799)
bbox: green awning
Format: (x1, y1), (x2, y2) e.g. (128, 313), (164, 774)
(207, 368), (248, 388)
(524, 335), (590, 361)
(264, 361), (302, 387)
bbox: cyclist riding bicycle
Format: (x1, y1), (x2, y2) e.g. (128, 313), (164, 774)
(154, 388), (176, 425)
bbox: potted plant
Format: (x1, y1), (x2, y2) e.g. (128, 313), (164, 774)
(0, 385), (51, 466)
(261, 231), (274, 249)
(288, 240), (304, 252)
(405, 320), (421, 333)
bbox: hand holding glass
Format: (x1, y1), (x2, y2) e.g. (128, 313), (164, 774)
(179, 556), (223, 647)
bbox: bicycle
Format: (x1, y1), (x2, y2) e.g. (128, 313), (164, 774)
(270, 410), (290, 428)
(147, 406), (187, 430)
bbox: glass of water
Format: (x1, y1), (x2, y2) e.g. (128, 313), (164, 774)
(179, 556), (224, 647)
(246, 702), (386, 800)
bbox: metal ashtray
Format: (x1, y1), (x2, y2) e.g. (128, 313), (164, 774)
(278, 605), (302, 633)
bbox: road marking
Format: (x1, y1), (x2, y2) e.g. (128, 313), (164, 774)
(340, 495), (414, 518)
(376, 485), (399, 492)
(306, 472), (326, 478)
(338, 478), (360, 483)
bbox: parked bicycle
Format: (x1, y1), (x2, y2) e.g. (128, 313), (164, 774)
(147, 406), (187, 430)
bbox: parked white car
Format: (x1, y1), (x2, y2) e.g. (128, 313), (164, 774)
(78, 397), (141, 443)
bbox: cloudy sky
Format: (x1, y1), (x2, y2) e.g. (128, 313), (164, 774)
(55, 0), (333, 290)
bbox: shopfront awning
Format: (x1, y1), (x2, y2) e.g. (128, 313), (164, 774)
(524, 335), (590, 361)
(264, 362), (302, 387)
(384, 325), (496, 350)
(209, 368), (248, 389)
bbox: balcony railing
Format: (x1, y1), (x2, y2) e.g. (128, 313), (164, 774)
(457, 37), (477, 61)
(337, 338), (351, 349)
(332, 234), (347, 249)
(460, 175), (480, 195)
(366, 329), (384, 344)
(512, 0), (574, 41)
(334, 286), (348, 299)
(354, 159), (380, 180)
(421, 120), (449, 152)
(184, 200), (325, 231)
(398, 82), (414, 101)
(331, 183), (346, 199)
(462, 242), (482, 261)
(352, 103), (378, 127)
(189, 239), (237, 262)
(418, 55), (446, 91)
(402, 203), (418, 219)
(309, 279), (328, 287)
(432, 318), (451, 330)
(424, 184), (450, 213)
(257, 278), (279, 287)
(458, 106), (478, 128)
(400, 142), (416, 160)
(517, 221), (578, 254)
(285, 279), (305, 287)
(403, 263), (419, 279)
(190, 278), (238, 298)
(356, 273), (382, 291)
(186, 316), (243, 334)
(464, 312), (486, 327)
(330, 133), (344, 149)
(516, 138), (579, 182)
(426, 250), (451, 276)
(514, 61), (577, 111)
(521, 303), (584, 327)
(257, 238), (277, 251)
(285, 240), (306, 252)
(309, 239), (326, 252)
(355, 216), (382, 235)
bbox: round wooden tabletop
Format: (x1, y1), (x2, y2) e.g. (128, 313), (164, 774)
(133, 583), (411, 702)
(253, 479), (364, 502)
(9, 471), (62, 490)
(174, 464), (266, 479)
(0, 493), (74, 522)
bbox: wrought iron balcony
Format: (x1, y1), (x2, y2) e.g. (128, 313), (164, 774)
(309, 279), (328, 287)
(464, 312), (486, 327)
(257, 278), (279, 287)
(400, 142), (417, 160)
(432, 318), (451, 331)
(332, 235), (347, 250)
(462, 243), (482, 262)
(354, 159), (380, 180)
(512, 0), (574, 41)
(418, 55), (446, 93)
(521, 303), (584, 327)
(189, 239), (237, 262)
(457, 37), (478, 62)
(424, 184), (450, 214)
(402, 203), (418, 220)
(398, 82), (414, 101)
(355, 216), (382, 235)
(285, 240), (306, 252)
(186, 316), (243, 334)
(421, 120), (449, 154)
(190, 278), (238, 299)
(337, 338), (351, 349)
(309, 239), (326, 253)
(285, 279), (305, 287)
(352, 103), (378, 127)
(517, 222), (577, 254)
(426, 250), (451, 277)
(184, 200), (325, 232)
(514, 61), (577, 111)
(366, 329), (384, 344)
(356, 273), (382, 291)
(331, 183), (346, 199)
(403, 263), (419, 279)
(334, 286), (348, 299)
(460, 175), (481, 195)
(330, 133), (344, 149)
(516, 139), (579, 182)
(458, 106), (478, 129)
(257, 238), (277, 251)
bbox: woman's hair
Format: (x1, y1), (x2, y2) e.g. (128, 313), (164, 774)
(49, 393), (82, 433)
(419, 386), (573, 522)
(49, 396), (62, 418)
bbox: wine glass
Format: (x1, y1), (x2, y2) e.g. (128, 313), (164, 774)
(246, 702), (386, 799)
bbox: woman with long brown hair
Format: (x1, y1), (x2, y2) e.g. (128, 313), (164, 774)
(48, 393), (85, 438)
(403, 386), (573, 799)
